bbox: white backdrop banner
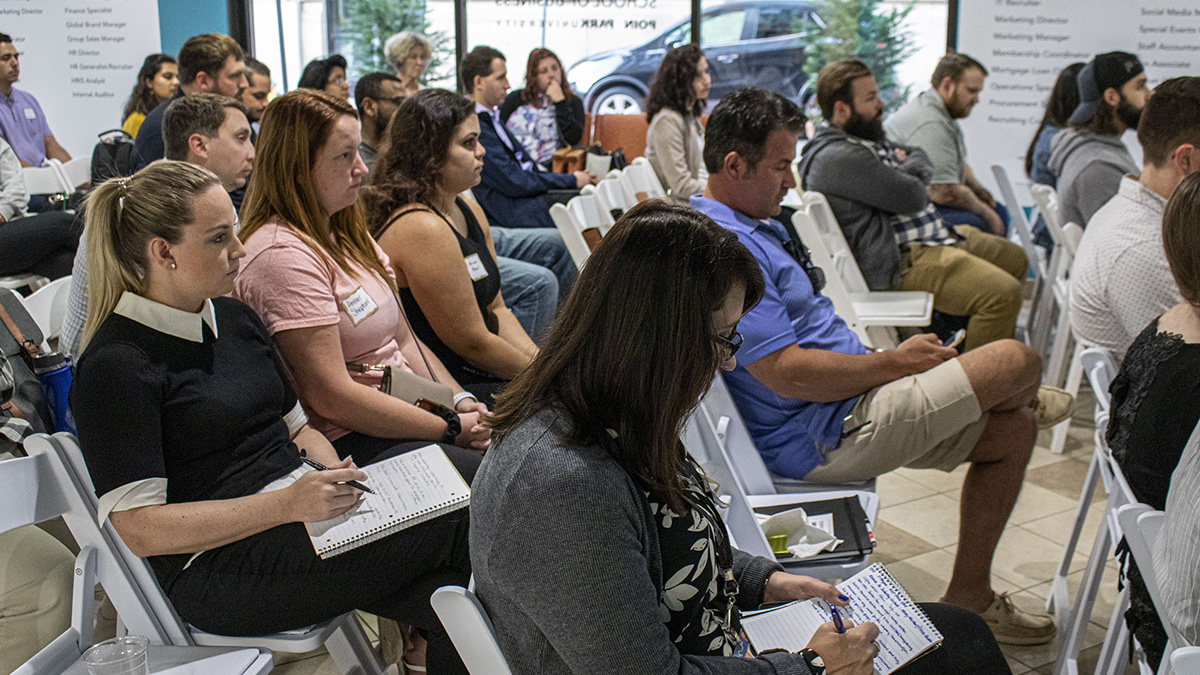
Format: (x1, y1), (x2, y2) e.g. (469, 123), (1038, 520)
(1, 0), (162, 160)
(955, 0), (1197, 205)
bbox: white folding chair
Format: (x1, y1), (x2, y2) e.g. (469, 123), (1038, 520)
(549, 203), (592, 270)
(1172, 647), (1200, 675)
(627, 157), (667, 199)
(991, 164), (1049, 347)
(49, 157), (91, 191)
(430, 583), (514, 675)
(20, 276), (71, 349)
(0, 274), (49, 293)
(1047, 221), (1086, 454)
(3, 452), (273, 675)
(1050, 348), (1130, 675)
(23, 164), (70, 196)
(24, 433), (386, 675)
(1118, 503), (1191, 673)
(593, 176), (635, 232)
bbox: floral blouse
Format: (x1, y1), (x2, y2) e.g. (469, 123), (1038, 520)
(648, 458), (740, 656)
(506, 99), (560, 165)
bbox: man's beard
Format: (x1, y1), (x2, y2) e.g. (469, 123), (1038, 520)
(844, 110), (885, 143)
(1117, 96), (1143, 130)
(372, 113), (390, 141)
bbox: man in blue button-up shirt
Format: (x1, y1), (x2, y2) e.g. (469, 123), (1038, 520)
(697, 87), (1066, 645)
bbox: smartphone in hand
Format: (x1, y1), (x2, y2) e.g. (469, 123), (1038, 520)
(943, 329), (966, 349)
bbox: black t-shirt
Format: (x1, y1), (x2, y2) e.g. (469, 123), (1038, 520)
(71, 296), (302, 583)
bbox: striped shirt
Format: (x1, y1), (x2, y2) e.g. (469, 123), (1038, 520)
(1153, 419), (1200, 647)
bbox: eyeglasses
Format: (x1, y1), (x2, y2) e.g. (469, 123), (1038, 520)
(780, 238), (826, 295)
(713, 328), (743, 358)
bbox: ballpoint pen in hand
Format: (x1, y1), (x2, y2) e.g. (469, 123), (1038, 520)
(298, 451), (376, 495)
(829, 604), (845, 634)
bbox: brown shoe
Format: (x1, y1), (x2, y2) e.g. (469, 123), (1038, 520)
(1031, 385), (1076, 429)
(980, 592), (1056, 645)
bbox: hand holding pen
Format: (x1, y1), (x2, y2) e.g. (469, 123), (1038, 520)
(284, 454), (372, 523)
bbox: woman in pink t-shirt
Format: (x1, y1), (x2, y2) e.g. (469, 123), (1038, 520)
(234, 89), (491, 467)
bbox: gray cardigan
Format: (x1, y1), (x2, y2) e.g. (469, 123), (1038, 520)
(646, 109), (706, 198)
(470, 407), (811, 674)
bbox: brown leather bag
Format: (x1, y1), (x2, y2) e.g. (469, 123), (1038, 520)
(552, 147), (586, 174)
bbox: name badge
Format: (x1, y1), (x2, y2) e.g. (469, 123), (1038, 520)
(464, 253), (488, 281)
(23, 107), (35, 120)
(341, 286), (379, 326)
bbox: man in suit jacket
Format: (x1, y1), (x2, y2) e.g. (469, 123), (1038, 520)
(463, 46), (596, 230)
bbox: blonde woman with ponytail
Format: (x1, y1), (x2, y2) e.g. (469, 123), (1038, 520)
(69, 162), (473, 675)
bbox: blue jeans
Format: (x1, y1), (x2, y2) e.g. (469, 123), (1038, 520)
(492, 227), (578, 342)
(933, 202), (1010, 236)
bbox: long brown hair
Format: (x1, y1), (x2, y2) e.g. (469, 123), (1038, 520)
(487, 200), (765, 511)
(521, 48), (572, 107)
(122, 53), (176, 122)
(238, 89), (393, 289)
(364, 89), (475, 233)
(645, 44), (705, 123)
(1163, 171), (1200, 307)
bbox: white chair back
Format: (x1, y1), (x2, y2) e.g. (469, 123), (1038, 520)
(21, 276), (71, 347)
(1117, 503), (1190, 661)
(548, 203), (591, 270)
(991, 164), (1047, 281)
(1172, 647), (1200, 675)
(566, 191), (604, 236)
(593, 176), (634, 233)
(23, 165), (69, 195)
(49, 158), (91, 190)
(624, 158), (667, 199)
(1060, 221), (1084, 258)
(801, 191), (871, 294)
(430, 585), (514, 675)
(0, 274), (49, 293)
(1080, 348), (1117, 417)
(1031, 183), (1063, 236)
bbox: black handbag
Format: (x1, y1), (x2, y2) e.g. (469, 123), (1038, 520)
(0, 293), (50, 432)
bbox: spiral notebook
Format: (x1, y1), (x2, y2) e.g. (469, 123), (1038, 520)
(740, 563), (942, 674)
(305, 445), (470, 559)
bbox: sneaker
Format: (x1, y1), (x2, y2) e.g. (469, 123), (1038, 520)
(1031, 385), (1075, 429)
(980, 592), (1057, 645)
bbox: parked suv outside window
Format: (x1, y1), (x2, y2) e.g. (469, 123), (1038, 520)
(567, 1), (824, 115)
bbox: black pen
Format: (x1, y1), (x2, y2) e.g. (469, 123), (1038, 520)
(299, 454), (376, 495)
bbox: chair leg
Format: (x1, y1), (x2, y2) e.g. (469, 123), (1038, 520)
(1051, 342), (1086, 454)
(1095, 586), (1130, 675)
(1053, 511), (1114, 675)
(325, 613), (387, 675)
(1048, 448), (1103, 619)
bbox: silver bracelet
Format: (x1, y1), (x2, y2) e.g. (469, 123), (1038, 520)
(453, 391), (478, 408)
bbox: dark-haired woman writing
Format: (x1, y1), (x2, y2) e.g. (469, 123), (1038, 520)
(471, 200), (1012, 674)
(644, 44), (711, 197)
(366, 89), (537, 405)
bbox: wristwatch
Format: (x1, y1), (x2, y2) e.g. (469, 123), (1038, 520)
(799, 648), (826, 675)
(416, 399), (461, 444)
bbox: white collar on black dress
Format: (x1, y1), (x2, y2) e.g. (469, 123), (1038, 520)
(113, 291), (219, 343)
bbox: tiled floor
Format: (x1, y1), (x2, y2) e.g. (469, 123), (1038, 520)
(272, 387), (1140, 675)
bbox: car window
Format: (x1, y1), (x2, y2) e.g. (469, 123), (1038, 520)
(663, 21), (690, 48)
(756, 7), (807, 39)
(703, 10), (746, 45)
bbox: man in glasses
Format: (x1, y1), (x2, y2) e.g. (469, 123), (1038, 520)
(693, 87), (1071, 647)
(355, 71), (407, 174)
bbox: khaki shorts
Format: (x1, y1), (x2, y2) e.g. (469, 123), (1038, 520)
(803, 358), (988, 484)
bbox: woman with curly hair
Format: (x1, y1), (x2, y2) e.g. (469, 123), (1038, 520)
(297, 54), (350, 100)
(121, 54), (178, 138)
(365, 88), (537, 405)
(384, 31), (432, 98)
(644, 44), (711, 197)
(499, 48), (585, 167)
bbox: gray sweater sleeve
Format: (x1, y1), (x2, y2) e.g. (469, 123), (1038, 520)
(1073, 160), (1127, 226)
(476, 441), (810, 674)
(805, 140), (930, 216)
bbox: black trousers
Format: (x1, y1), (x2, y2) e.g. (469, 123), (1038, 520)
(0, 211), (80, 279)
(167, 440), (480, 675)
(898, 603), (1012, 674)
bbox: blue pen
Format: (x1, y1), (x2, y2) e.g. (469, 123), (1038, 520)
(829, 604), (845, 634)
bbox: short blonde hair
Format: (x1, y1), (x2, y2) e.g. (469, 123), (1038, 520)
(384, 32), (432, 76)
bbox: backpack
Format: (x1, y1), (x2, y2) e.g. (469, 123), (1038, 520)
(0, 292), (49, 433)
(90, 129), (135, 183)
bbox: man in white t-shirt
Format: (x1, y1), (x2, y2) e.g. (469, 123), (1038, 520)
(1070, 77), (1200, 360)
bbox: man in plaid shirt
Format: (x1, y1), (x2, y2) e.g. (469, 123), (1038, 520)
(798, 59), (1028, 350)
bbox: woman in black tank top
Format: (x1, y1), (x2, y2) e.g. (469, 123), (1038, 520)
(364, 89), (539, 405)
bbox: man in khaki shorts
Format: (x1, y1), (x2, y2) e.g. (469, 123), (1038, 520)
(692, 88), (1074, 646)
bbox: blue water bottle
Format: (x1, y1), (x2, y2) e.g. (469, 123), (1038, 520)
(34, 352), (76, 434)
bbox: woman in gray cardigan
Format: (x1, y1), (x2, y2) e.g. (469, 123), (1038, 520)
(644, 45), (710, 197)
(471, 200), (1012, 674)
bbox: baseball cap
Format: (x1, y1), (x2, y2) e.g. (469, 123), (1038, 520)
(1068, 51), (1145, 125)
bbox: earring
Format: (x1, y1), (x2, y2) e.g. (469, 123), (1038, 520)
(169, 263), (177, 270)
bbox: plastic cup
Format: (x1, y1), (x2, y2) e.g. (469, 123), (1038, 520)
(82, 636), (150, 675)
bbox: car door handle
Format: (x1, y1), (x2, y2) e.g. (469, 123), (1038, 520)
(715, 53), (739, 63)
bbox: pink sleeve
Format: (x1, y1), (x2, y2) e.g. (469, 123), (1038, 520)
(234, 239), (340, 335)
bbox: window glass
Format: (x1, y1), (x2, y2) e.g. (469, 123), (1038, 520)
(703, 10), (746, 45)
(756, 8), (808, 39)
